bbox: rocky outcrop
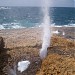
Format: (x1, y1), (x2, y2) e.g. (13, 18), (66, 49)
(0, 37), (5, 50)
(36, 36), (75, 75)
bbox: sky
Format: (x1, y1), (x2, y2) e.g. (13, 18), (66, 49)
(74, 0), (75, 7)
(0, 0), (74, 7)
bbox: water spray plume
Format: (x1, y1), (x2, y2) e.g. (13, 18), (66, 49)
(7, 63), (17, 75)
(40, 0), (52, 59)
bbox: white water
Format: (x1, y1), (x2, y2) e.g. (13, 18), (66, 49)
(52, 30), (60, 34)
(40, 0), (52, 59)
(7, 60), (30, 75)
(17, 60), (30, 73)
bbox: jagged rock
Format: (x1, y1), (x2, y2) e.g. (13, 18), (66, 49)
(0, 37), (5, 50)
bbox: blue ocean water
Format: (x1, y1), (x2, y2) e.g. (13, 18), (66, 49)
(0, 7), (75, 29)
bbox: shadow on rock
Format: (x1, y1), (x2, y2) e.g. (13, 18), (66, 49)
(48, 45), (75, 58)
(0, 37), (11, 75)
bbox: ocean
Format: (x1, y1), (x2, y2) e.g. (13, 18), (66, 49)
(0, 7), (75, 29)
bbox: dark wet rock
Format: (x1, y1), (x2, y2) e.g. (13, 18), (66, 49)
(0, 37), (5, 50)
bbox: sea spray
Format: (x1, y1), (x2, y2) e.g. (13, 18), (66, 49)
(7, 63), (17, 75)
(40, 0), (52, 59)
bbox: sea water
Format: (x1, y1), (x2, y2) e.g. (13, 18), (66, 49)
(0, 7), (75, 29)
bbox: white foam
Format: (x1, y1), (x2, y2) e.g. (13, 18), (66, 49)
(31, 27), (35, 28)
(0, 22), (26, 29)
(2, 23), (8, 26)
(0, 7), (10, 10)
(12, 25), (24, 29)
(52, 24), (75, 27)
(0, 25), (5, 29)
(53, 25), (62, 27)
(17, 60), (30, 73)
(52, 30), (60, 34)
(64, 24), (75, 27)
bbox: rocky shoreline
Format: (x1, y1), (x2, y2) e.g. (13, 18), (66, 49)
(0, 27), (75, 75)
